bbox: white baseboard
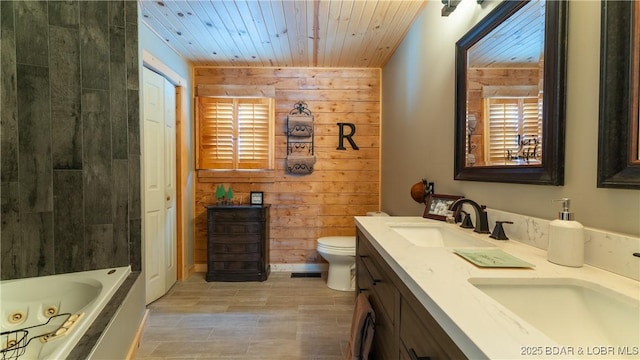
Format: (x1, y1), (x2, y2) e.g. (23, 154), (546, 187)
(192, 263), (328, 273)
(270, 263), (328, 273)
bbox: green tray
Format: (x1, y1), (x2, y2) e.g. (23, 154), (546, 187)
(454, 248), (535, 268)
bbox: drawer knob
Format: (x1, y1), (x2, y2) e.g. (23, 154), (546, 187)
(409, 348), (431, 360)
(372, 278), (382, 286)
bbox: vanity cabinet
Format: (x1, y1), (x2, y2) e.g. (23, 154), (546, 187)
(356, 232), (399, 360)
(399, 295), (467, 360)
(205, 205), (270, 282)
(356, 228), (467, 360)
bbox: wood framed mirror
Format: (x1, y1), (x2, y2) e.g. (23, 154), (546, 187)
(454, 0), (568, 185)
(597, 0), (640, 189)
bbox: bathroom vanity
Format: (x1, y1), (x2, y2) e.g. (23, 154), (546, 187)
(355, 216), (640, 360)
(356, 228), (466, 359)
(205, 205), (270, 282)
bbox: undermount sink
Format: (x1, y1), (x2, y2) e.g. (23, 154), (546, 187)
(469, 277), (640, 346)
(387, 222), (494, 248)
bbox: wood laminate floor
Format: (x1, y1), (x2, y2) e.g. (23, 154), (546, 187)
(136, 272), (354, 360)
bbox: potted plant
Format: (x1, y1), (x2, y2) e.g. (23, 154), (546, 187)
(215, 184), (226, 205)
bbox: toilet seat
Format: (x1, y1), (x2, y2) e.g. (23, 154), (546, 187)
(317, 236), (355, 256)
(317, 236), (355, 249)
(317, 236), (355, 248)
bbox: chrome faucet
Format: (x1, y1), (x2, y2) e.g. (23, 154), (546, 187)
(448, 198), (490, 234)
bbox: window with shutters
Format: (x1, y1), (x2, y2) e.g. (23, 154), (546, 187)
(196, 97), (274, 170)
(484, 97), (541, 165)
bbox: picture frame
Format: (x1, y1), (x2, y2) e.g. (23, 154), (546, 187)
(423, 194), (463, 221)
(250, 191), (264, 206)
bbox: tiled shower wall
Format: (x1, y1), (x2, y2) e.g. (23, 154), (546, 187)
(1, 1), (141, 280)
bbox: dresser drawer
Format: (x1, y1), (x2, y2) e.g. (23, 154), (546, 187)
(210, 242), (260, 254)
(211, 261), (260, 271)
(210, 251), (262, 262)
(210, 222), (263, 234)
(207, 207), (265, 221)
(209, 233), (262, 245)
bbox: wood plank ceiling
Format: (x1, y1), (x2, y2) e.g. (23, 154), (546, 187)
(468, 0), (545, 68)
(139, 0), (427, 68)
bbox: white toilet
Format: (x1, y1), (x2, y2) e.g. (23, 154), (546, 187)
(317, 211), (388, 291)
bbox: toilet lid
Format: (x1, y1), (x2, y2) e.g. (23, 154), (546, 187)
(317, 236), (355, 249)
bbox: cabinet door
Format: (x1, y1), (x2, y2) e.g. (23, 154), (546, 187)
(357, 233), (397, 323)
(400, 297), (467, 360)
(357, 231), (399, 360)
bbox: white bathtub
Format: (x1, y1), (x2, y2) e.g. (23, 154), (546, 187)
(0, 266), (131, 360)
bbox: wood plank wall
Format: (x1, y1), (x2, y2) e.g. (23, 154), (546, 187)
(467, 67), (540, 166)
(193, 67), (381, 267)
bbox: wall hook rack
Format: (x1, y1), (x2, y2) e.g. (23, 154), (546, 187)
(285, 101), (316, 175)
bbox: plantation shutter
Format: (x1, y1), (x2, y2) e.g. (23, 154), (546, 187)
(197, 97), (234, 169)
(196, 97), (273, 170)
(237, 98), (271, 169)
(487, 99), (519, 164)
(486, 97), (541, 165)
(523, 97), (542, 157)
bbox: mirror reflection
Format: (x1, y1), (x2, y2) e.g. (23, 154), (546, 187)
(598, 0), (640, 188)
(634, 4), (640, 164)
(465, 0), (545, 167)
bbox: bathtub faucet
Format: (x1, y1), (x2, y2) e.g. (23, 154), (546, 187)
(449, 198), (490, 234)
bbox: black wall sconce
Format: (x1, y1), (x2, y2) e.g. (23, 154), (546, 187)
(441, 0), (484, 17)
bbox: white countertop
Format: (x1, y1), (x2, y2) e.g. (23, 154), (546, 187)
(355, 216), (640, 360)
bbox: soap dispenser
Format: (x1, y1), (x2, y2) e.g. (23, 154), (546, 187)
(547, 198), (584, 267)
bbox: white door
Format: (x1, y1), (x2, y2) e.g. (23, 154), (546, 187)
(143, 67), (177, 304)
(163, 75), (177, 292)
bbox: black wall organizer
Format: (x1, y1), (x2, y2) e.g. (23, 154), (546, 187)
(286, 101), (316, 175)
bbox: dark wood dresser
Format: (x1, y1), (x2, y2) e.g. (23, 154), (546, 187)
(205, 205), (270, 282)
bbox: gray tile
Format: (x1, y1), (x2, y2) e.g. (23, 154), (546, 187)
(110, 25), (128, 160)
(53, 170), (84, 273)
(130, 218), (142, 271)
(138, 273), (354, 360)
(112, 159), (130, 267)
(2, 0), (141, 279)
(82, 89), (112, 225)
(109, 0), (125, 27)
(125, 21), (139, 90)
(149, 340), (246, 358)
(21, 211), (54, 277)
(145, 313), (183, 328)
(17, 64), (52, 213)
(14, 1), (48, 67)
(129, 154), (141, 218)
(1, 1), (19, 183)
(142, 327), (214, 342)
(50, 25), (82, 169)
(128, 89), (140, 155)
(80, 1), (109, 90)
(1, 182), (21, 280)
(85, 224), (113, 269)
(124, 0), (137, 25)
(48, 1), (79, 28)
